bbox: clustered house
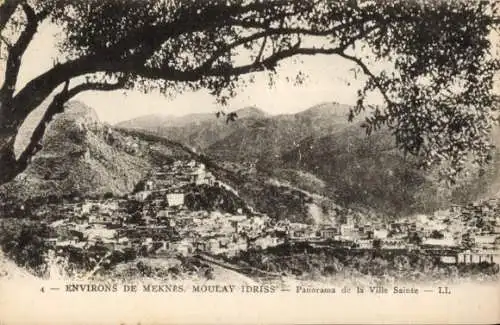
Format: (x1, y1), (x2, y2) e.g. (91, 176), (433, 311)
(25, 156), (499, 271)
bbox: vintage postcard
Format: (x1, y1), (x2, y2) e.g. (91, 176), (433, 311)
(0, 0), (499, 324)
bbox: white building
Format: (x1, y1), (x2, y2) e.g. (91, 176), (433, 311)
(356, 239), (373, 249)
(320, 227), (338, 239)
(422, 238), (457, 247)
(145, 180), (154, 191)
(166, 193), (185, 207)
(340, 224), (356, 237)
(134, 191), (151, 201)
(254, 236), (281, 249)
(373, 229), (389, 239)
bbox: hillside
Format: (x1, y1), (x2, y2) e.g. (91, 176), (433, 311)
(203, 102), (356, 162)
(279, 123), (500, 215)
(206, 106), (353, 162)
(115, 128), (338, 224)
(278, 125), (423, 214)
(0, 101), (151, 201)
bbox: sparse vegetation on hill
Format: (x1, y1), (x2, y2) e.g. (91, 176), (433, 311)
(0, 102), (150, 201)
(280, 125), (426, 214)
(0, 219), (53, 276)
(280, 123), (500, 215)
(207, 103), (356, 162)
(115, 127), (326, 224)
(183, 183), (251, 215)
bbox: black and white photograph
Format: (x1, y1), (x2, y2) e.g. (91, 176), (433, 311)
(0, 0), (499, 323)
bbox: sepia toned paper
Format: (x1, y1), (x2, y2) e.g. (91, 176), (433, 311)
(1, 0), (500, 324)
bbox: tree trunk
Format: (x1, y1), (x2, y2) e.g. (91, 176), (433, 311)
(0, 94), (43, 184)
(0, 87), (69, 184)
(0, 62), (76, 185)
(0, 75), (126, 185)
(0, 121), (21, 185)
(16, 89), (67, 168)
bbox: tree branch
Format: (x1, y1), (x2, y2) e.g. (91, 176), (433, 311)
(66, 79), (127, 100)
(0, 34), (12, 48)
(0, 3), (42, 108)
(9, 56), (113, 126)
(194, 22), (380, 76)
(254, 34), (268, 65)
(196, 30), (273, 72)
(134, 44), (346, 81)
(97, 1), (288, 64)
(9, 24), (352, 124)
(230, 20), (359, 37)
(8, 3), (275, 115)
(231, 44), (343, 73)
(0, 0), (23, 33)
(9, 18), (380, 131)
(337, 51), (393, 106)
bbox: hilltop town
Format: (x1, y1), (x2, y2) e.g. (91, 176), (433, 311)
(1, 153), (499, 281)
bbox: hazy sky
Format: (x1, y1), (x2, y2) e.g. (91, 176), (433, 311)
(10, 22), (379, 124)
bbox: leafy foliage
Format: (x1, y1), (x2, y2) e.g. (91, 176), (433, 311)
(0, 0), (499, 181)
(183, 183), (250, 214)
(347, 1), (500, 179)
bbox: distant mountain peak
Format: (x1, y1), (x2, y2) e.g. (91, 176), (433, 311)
(234, 106), (269, 118)
(298, 102), (352, 117)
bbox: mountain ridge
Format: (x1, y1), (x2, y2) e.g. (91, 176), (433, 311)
(116, 102), (357, 157)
